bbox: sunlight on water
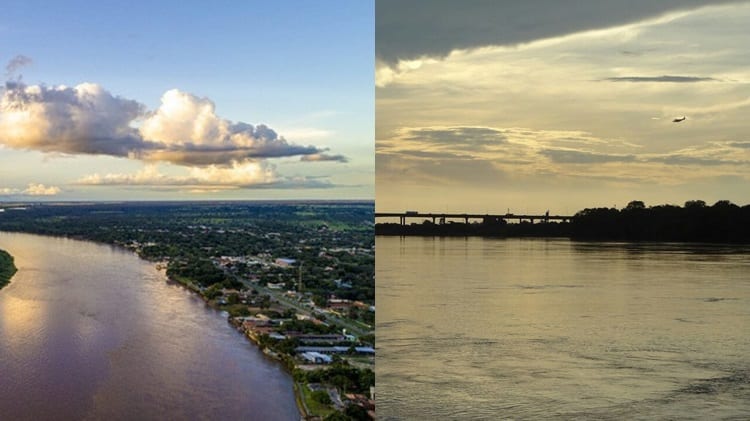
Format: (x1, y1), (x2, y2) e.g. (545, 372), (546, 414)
(376, 237), (750, 420)
(0, 232), (298, 421)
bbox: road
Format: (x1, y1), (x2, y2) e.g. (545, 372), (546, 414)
(227, 271), (372, 337)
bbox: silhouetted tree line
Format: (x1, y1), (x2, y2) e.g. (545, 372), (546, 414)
(571, 200), (750, 242)
(376, 200), (750, 243)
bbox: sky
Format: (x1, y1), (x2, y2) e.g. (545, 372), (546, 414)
(376, 0), (750, 215)
(0, 0), (373, 201)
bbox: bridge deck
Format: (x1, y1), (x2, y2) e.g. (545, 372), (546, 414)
(375, 212), (573, 224)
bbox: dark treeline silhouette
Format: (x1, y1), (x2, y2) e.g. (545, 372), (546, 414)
(376, 200), (750, 243)
(571, 200), (750, 243)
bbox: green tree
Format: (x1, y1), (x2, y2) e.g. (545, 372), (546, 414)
(345, 404), (369, 421)
(323, 412), (350, 421)
(311, 390), (332, 405)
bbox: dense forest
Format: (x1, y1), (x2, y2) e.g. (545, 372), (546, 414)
(0, 248), (17, 289)
(376, 200), (750, 243)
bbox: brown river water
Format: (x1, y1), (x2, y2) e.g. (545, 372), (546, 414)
(0, 231), (299, 421)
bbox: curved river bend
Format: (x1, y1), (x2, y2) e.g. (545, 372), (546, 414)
(0, 232), (298, 421)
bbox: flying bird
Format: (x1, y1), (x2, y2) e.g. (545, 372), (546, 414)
(672, 116), (686, 123)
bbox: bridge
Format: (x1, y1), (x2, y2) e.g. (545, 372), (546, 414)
(375, 212), (573, 225)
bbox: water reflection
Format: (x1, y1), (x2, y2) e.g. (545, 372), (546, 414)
(377, 236), (750, 420)
(0, 232), (298, 421)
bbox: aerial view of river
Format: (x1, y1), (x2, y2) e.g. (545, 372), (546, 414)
(376, 236), (750, 420)
(0, 231), (299, 421)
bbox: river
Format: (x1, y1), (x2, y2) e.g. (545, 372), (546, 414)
(376, 236), (750, 420)
(0, 231), (299, 421)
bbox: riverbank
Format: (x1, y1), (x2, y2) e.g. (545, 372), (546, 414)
(165, 273), (312, 419)
(0, 248), (17, 289)
(165, 271), (371, 421)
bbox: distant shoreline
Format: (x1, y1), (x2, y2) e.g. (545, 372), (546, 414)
(0, 248), (18, 289)
(376, 200), (750, 244)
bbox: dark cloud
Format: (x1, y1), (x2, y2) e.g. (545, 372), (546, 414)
(386, 149), (477, 160)
(4, 55), (32, 80)
(728, 141), (750, 148)
(300, 153), (349, 163)
(402, 127), (507, 147)
(540, 149), (636, 164)
(602, 75), (718, 82)
(377, 0), (744, 64)
(646, 155), (739, 166)
(377, 151), (506, 187)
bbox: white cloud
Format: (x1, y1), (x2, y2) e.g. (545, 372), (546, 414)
(76, 160), (335, 191)
(0, 182), (61, 196)
(0, 81), (346, 167)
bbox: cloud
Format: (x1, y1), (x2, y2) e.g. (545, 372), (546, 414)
(139, 89), (324, 162)
(1, 82), (147, 156)
(5, 55), (32, 80)
(376, 151), (506, 187)
(386, 149), (477, 160)
(0, 182), (60, 196)
(400, 126), (508, 147)
(376, 0), (744, 65)
(646, 155), (735, 166)
(728, 141), (750, 148)
(539, 149), (637, 164)
(0, 82), (344, 167)
(24, 183), (61, 195)
(300, 153), (349, 163)
(76, 161), (335, 191)
(602, 75), (718, 82)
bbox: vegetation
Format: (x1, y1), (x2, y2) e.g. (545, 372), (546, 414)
(571, 200), (750, 242)
(0, 249), (17, 289)
(0, 202), (374, 302)
(376, 199), (750, 243)
(294, 361), (374, 395)
(298, 383), (336, 418)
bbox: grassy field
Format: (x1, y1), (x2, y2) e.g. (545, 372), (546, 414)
(297, 381), (336, 418)
(0, 249), (17, 289)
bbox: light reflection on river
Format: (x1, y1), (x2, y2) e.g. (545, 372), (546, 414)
(376, 236), (750, 420)
(0, 231), (299, 421)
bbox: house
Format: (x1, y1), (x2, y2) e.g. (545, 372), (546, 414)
(275, 258), (296, 267)
(300, 352), (333, 364)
